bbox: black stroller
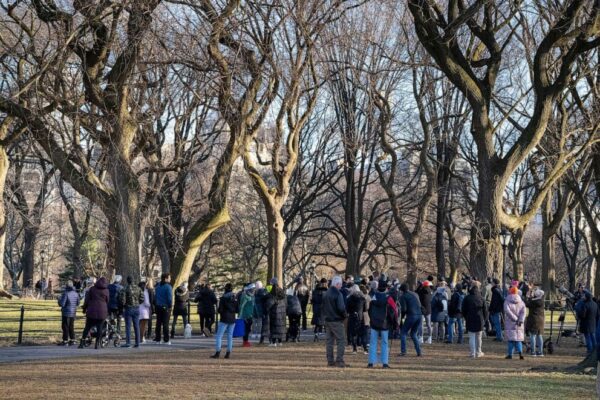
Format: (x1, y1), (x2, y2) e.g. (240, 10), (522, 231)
(82, 315), (122, 348)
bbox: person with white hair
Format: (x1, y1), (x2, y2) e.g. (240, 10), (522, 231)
(525, 287), (545, 356)
(323, 275), (348, 367)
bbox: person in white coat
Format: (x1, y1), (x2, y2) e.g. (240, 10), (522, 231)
(138, 280), (152, 344)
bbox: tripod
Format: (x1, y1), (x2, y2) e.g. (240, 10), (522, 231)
(555, 300), (578, 346)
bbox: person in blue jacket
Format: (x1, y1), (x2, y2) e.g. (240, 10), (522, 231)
(399, 283), (422, 357)
(58, 280), (81, 346)
(153, 272), (173, 344)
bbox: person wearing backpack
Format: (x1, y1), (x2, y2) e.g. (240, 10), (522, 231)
(431, 287), (448, 342)
(58, 280), (80, 346)
(239, 283), (256, 347)
(447, 283), (464, 344)
(119, 276), (144, 348)
(367, 279), (396, 368)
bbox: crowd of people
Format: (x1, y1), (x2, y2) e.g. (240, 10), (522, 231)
(55, 270), (599, 368)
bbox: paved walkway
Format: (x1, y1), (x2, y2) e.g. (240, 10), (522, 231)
(0, 336), (242, 364)
(0, 331), (319, 364)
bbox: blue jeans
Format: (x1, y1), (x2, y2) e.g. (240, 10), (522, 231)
(124, 307), (140, 346)
(584, 332), (596, 354)
(530, 334), (543, 355)
(507, 340), (523, 355)
(448, 317), (463, 343)
(215, 322), (235, 353)
(401, 315), (422, 355)
(491, 313), (503, 340)
(368, 329), (389, 365)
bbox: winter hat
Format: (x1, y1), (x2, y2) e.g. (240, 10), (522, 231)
(181, 282), (188, 290)
(369, 280), (379, 292)
(255, 281), (263, 289)
(492, 278), (500, 285)
(436, 287), (446, 295)
(511, 280), (519, 287)
(286, 288), (294, 296)
(399, 283), (408, 293)
(245, 283), (256, 291)
(533, 289), (544, 299)
(114, 275), (123, 284)
(270, 277), (279, 286)
(509, 286), (518, 295)
(66, 280), (73, 288)
(422, 280), (431, 287)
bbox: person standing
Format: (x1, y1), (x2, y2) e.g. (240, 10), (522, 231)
(171, 282), (190, 338)
(286, 288), (302, 342)
(430, 287), (448, 343)
(346, 285), (366, 354)
(323, 275), (348, 367)
(525, 288), (545, 356)
(359, 284), (371, 354)
(462, 281), (487, 358)
(239, 283), (256, 347)
(416, 280), (433, 344)
(504, 286), (526, 359)
(153, 273), (173, 345)
(367, 280), (393, 368)
(294, 277), (310, 331)
(138, 280), (152, 344)
(399, 283), (422, 357)
(267, 278), (287, 346)
(254, 281), (270, 344)
(78, 277), (109, 349)
(311, 278), (328, 341)
(58, 280), (80, 346)
(210, 283), (238, 359)
(108, 275), (124, 333)
(489, 278), (504, 342)
(576, 290), (598, 355)
(447, 283), (464, 344)
(119, 276), (144, 348)
(195, 283), (217, 336)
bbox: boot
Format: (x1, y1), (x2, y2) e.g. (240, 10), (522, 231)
(78, 339), (85, 349)
(243, 340), (252, 348)
(519, 352), (524, 360)
(210, 351), (220, 359)
(224, 351), (230, 359)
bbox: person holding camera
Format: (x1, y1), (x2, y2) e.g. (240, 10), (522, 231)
(504, 286), (526, 359)
(525, 287), (545, 356)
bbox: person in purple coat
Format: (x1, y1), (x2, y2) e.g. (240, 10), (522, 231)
(504, 286), (526, 360)
(79, 277), (109, 349)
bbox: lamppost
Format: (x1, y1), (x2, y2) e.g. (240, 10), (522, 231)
(500, 228), (511, 297)
(308, 261), (316, 290)
(40, 249), (46, 282)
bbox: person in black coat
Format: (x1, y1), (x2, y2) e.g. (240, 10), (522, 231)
(346, 285), (366, 354)
(267, 280), (287, 346)
(286, 289), (302, 342)
(488, 279), (504, 341)
(171, 282), (190, 337)
(576, 290), (598, 355)
(210, 283), (238, 359)
(195, 283), (217, 335)
(462, 283), (488, 358)
(416, 281), (433, 343)
(525, 288), (545, 356)
(311, 279), (328, 339)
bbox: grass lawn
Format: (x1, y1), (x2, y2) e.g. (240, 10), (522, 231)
(0, 338), (594, 399)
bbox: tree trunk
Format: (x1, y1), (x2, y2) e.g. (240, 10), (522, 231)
(541, 232), (557, 294)
(469, 185), (503, 282)
(510, 229), (525, 281)
(20, 226), (37, 287)
(266, 208), (285, 285)
(153, 224), (171, 274)
(0, 146), (7, 290)
(72, 235), (84, 278)
(595, 252), (600, 296)
(435, 200), (446, 280)
(406, 238), (418, 290)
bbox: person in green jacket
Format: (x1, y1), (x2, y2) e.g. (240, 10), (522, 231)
(239, 283), (256, 347)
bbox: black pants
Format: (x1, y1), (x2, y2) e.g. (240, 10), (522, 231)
(147, 313), (153, 338)
(171, 310), (188, 336)
(288, 314), (301, 340)
(155, 307), (171, 342)
(200, 313), (215, 333)
(300, 302), (308, 331)
(243, 318), (253, 341)
(81, 317), (104, 347)
(62, 316), (75, 342)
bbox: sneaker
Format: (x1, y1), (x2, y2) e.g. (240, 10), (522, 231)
(367, 363), (373, 368)
(133, 344), (139, 348)
(398, 352), (407, 357)
(268, 343), (277, 347)
(121, 344), (132, 348)
(57, 341), (68, 346)
(153, 339), (161, 344)
(426, 337), (432, 344)
(161, 341), (172, 346)
(335, 361), (349, 368)
(382, 364), (391, 369)
(505, 355), (512, 359)
(327, 361), (335, 367)
(537, 353), (544, 357)
(141, 339), (146, 344)
(363, 350), (369, 355)
(351, 350), (357, 355)
(477, 352), (484, 358)
(532, 353), (537, 357)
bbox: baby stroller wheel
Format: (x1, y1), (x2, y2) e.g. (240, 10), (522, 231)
(110, 332), (121, 347)
(546, 341), (554, 355)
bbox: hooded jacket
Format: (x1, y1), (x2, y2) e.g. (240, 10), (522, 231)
(416, 285), (432, 316)
(218, 291), (238, 324)
(239, 291), (256, 319)
(311, 285), (327, 326)
(430, 287), (448, 323)
(489, 286), (504, 314)
(119, 283), (144, 309)
(174, 286), (189, 313)
(83, 277), (109, 320)
(58, 286), (80, 317)
(503, 293), (526, 342)
(399, 290), (422, 319)
(286, 293), (302, 316)
(577, 292), (598, 334)
(107, 282), (123, 311)
(323, 286), (347, 323)
(267, 287), (287, 338)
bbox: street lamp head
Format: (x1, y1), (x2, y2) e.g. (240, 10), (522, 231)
(500, 228), (511, 248)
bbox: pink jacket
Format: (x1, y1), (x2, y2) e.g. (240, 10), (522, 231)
(503, 294), (526, 342)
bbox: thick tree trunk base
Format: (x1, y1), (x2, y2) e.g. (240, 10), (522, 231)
(0, 288), (12, 299)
